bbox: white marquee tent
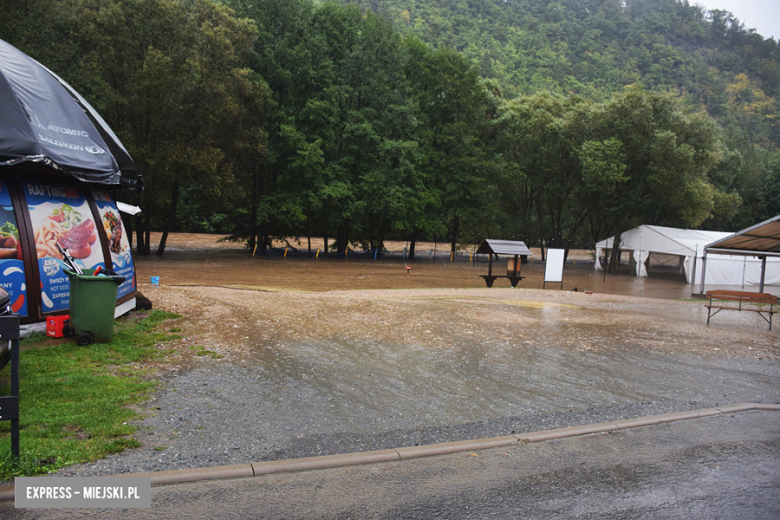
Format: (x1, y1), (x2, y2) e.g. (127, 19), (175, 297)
(595, 225), (780, 286)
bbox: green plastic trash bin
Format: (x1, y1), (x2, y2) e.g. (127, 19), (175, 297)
(64, 269), (126, 346)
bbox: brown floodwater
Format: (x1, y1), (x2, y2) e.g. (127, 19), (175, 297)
(135, 238), (771, 300)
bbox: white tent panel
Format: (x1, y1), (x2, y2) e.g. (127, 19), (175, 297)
(691, 254), (780, 286)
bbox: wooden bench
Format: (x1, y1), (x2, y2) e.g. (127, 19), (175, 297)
(705, 290), (778, 330)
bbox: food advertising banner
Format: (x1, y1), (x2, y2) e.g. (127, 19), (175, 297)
(0, 181), (27, 316)
(23, 182), (105, 313)
(91, 190), (135, 299)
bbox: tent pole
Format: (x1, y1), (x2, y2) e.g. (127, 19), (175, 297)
(691, 245), (697, 287)
(760, 256), (767, 293)
(698, 251), (708, 295)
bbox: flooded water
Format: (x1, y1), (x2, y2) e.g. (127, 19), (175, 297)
(136, 243), (780, 300)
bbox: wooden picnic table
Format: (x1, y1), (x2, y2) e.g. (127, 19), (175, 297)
(705, 290), (778, 330)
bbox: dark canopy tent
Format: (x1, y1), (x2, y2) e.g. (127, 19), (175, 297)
(0, 38), (142, 324)
(700, 215), (780, 294)
(0, 38), (142, 188)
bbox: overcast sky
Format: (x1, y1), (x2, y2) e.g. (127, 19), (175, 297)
(693, 0), (780, 40)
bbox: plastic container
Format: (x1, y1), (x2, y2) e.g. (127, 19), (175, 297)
(64, 268), (126, 346)
(46, 314), (70, 338)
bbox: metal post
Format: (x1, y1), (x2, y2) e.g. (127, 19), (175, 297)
(0, 314), (21, 459)
(760, 256), (767, 293)
(11, 322), (19, 458)
(698, 251), (708, 295)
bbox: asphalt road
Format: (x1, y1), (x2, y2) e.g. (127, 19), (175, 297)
(5, 410), (778, 519)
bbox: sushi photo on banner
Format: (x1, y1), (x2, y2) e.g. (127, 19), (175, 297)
(23, 182), (105, 313)
(92, 189), (135, 299)
(0, 180), (27, 316)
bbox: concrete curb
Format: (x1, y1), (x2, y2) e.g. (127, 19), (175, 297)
(122, 464), (254, 486)
(252, 449), (400, 476)
(395, 435), (519, 459)
(0, 403), (776, 500)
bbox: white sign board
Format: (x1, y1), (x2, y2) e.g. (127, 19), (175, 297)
(544, 248), (565, 287)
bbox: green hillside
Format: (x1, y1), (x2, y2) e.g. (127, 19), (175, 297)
(352, 0), (779, 105)
(347, 0), (780, 229)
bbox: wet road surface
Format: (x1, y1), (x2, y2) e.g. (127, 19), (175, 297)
(5, 410), (778, 519)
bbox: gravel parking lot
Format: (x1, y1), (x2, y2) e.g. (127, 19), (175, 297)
(55, 276), (780, 477)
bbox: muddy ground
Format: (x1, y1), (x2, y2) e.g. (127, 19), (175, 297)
(50, 233), (780, 476)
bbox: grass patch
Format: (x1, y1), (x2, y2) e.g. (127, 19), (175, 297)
(0, 310), (181, 481)
(190, 345), (222, 359)
(21, 331), (49, 345)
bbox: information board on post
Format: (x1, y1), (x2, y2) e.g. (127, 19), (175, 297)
(90, 190), (136, 300)
(544, 248), (566, 289)
(23, 182), (105, 313)
(0, 181), (27, 316)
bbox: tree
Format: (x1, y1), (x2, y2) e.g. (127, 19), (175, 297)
(495, 92), (595, 257)
(57, 0), (264, 256)
(584, 86), (722, 271)
(405, 40), (492, 254)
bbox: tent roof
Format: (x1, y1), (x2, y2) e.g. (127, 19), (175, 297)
(476, 239), (532, 256)
(704, 215), (780, 256)
(0, 38), (142, 189)
(596, 225), (731, 257)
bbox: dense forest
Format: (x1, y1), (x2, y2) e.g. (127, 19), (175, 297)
(1, 0), (778, 262)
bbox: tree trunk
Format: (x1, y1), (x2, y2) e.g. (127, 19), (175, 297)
(135, 213), (146, 256)
(324, 227), (329, 256)
(249, 164), (260, 254)
(408, 229), (418, 260)
(450, 215), (460, 254)
(258, 165), (268, 256)
(143, 210), (151, 256)
(306, 211), (312, 255)
(535, 196), (546, 262)
(336, 220), (350, 256)
(608, 233), (621, 274)
(156, 179), (180, 257)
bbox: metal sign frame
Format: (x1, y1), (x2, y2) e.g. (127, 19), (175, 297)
(0, 314), (20, 458)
